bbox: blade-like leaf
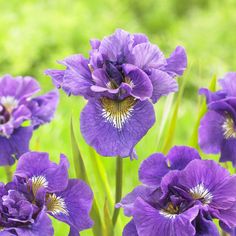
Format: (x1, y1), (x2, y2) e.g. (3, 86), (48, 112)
(70, 119), (104, 235)
(161, 72), (190, 154)
(103, 198), (114, 236)
(189, 75), (217, 148)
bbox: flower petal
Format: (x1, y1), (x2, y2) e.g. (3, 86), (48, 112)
(80, 98), (155, 157)
(49, 179), (93, 234)
(27, 90), (59, 129)
(199, 111), (225, 154)
(163, 46), (187, 77)
(14, 152), (69, 193)
(123, 220), (138, 236)
(149, 69), (178, 103)
(139, 153), (169, 187)
(0, 75), (40, 101)
(131, 42), (166, 70)
(167, 146), (201, 170)
(133, 197), (198, 236)
(220, 139), (236, 167)
(0, 126), (32, 166)
(219, 72), (236, 96)
(123, 64), (153, 100)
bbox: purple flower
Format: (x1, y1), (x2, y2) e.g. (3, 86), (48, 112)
(118, 146), (236, 236)
(0, 75), (59, 166)
(12, 152), (94, 235)
(199, 72), (236, 166)
(46, 29), (187, 158)
(0, 182), (54, 236)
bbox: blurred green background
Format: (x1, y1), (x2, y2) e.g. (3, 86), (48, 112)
(0, 0), (236, 235)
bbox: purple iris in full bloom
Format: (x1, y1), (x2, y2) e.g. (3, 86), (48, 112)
(199, 72), (236, 166)
(0, 74), (58, 166)
(118, 146), (236, 236)
(0, 152), (93, 236)
(46, 29), (187, 158)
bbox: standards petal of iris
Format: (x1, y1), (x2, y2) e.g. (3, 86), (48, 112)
(80, 97), (155, 157)
(14, 152), (69, 193)
(219, 72), (236, 96)
(46, 54), (93, 97)
(149, 69), (178, 103)
(163, 46), (187, 77)
(0, 74), (40, 101)
(0, 127), (32, 166)
(133, 197), (198, 236)
(48, 179), (93, 234)
(27, 90), (59, 129)
(99, 29), (132, 62)
(166, 146), (201, 170)
(131, 42), (166, 70)
(139, 153), (169, 187)
(199, 111), (225, 154)
(122, 64), (153, 100)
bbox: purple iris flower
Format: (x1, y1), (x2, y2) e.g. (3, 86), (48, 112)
(199, 72), (236, 166)
(0, 74), (58, 166)
(118, 146), (236, 236)
(0, 152), (93, 236)
(46, 29), (187, 158)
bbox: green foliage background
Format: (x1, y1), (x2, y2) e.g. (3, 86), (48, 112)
(0, 0), (236, 235)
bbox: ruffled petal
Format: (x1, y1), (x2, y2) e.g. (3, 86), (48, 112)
(123, 64), (153, 100)
(27, 90), (59, 129)
(219, 72), (236, 96)
(0, 75), (40, 101)
(131, 42), (166, 70)
(80, 98), (155, 157)
(0, 126), (32, 166)
(199, 111), (225, 154)
(149, 69), (178, 103)
(132, 33), (148, 46)
(163, 46), (187, 77)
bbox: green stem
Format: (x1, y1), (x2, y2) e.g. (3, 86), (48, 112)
(112, 156), (123, 226)
(4, 166), (12, 182)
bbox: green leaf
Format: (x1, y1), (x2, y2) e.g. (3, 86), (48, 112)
(70, 118), (104, 235)
(161, 73), (189, 154)
(103, 198), (114, 236)
(189, 74), (217, 148)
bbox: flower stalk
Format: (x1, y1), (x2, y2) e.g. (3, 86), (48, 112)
(112, 156), (123, 226)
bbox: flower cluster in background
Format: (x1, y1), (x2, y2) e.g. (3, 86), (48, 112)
(46, 29), (187, 159)
(0, 152), (93, 236)
(0, 75), (58, 166)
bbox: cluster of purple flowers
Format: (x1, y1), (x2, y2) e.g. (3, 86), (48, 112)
(0, 152), (93, 235)
(0, 74), (58, 166)
(46, 29), (187, 159)
(118, 146), (236, 236)
(1, 29), (236, 236)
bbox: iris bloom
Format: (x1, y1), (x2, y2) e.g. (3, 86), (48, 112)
(199, 72), (236, 166)
(0, 152), (93, 236)
(46, 29), (187, 158)
(0, 75), (58, 166)
(118, 146), (236, 236)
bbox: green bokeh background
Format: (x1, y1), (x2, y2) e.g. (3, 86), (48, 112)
(0, 0), (236, 235)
